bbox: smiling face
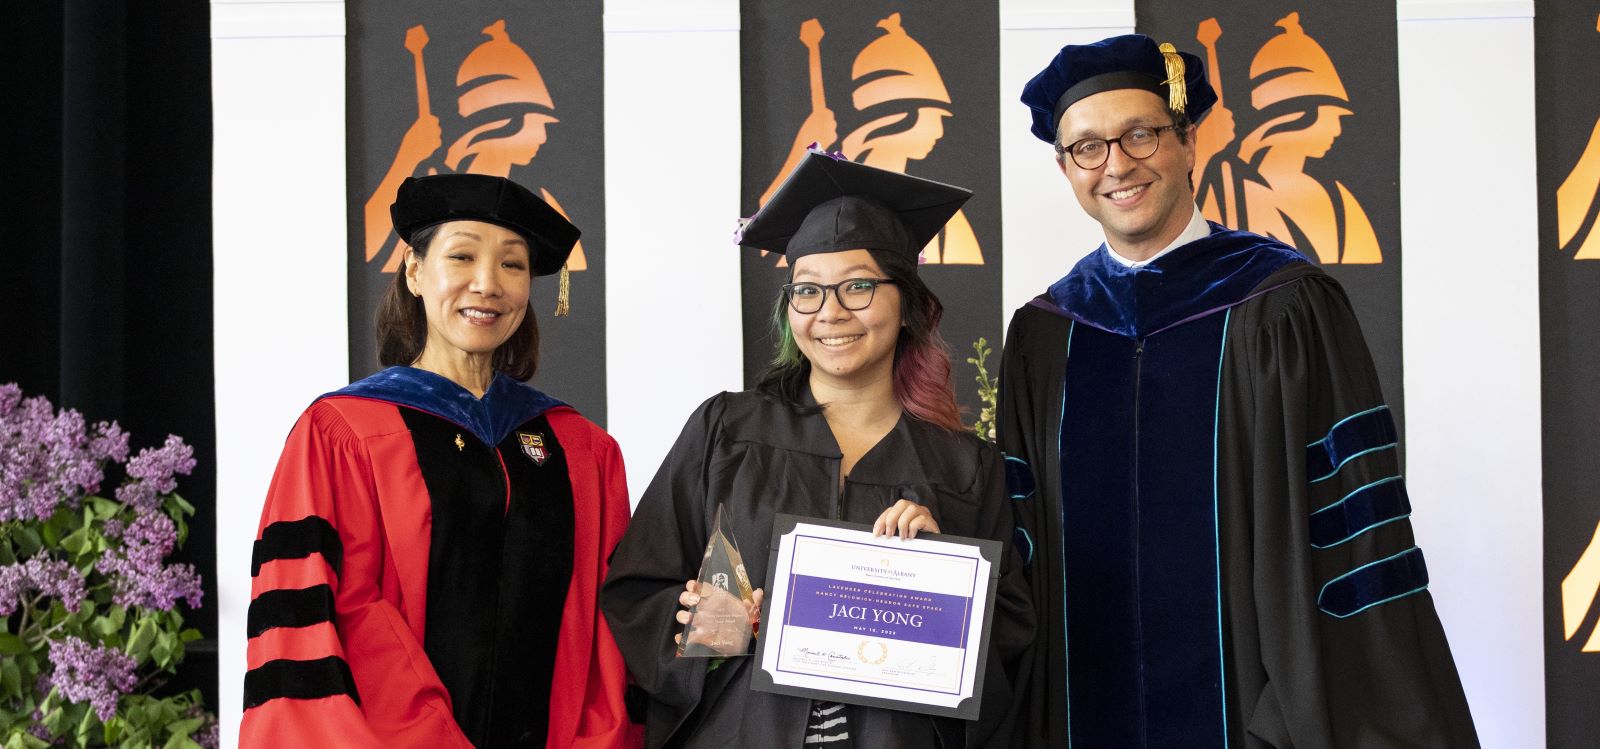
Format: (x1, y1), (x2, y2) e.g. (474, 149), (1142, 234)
(788, 249), (903, 389)
(1056, 88), (1197, 259)
(404, 219), (532, 361)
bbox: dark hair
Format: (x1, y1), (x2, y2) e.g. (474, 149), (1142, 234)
(1170, 109), (1193, 144)
(755, 248), (964, 432)
(374, 223), (541, 380)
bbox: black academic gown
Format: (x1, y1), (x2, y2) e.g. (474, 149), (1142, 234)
(998, 226), (1478, 748)
(601, 389), (1034, 749)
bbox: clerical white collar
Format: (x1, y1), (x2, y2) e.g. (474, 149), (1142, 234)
(1104, 205), (1210, 268)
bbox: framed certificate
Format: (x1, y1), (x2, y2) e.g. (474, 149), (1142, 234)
(749, 514), (999, 720)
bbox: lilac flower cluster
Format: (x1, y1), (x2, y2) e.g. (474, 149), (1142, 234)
(96, 512), (204, 611)
(185, 703), (221, 749)
(48, 636), (138, 722)
(0, 555), (88, 616)
(0, 383), (129, 522)
(116, 435), (196, 513)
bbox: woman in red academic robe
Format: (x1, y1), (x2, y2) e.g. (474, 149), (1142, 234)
(241, 174), (638, 748)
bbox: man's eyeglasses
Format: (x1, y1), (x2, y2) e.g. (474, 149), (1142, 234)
(782, 278), (897, 314)
(1055, 124), (1180, 170)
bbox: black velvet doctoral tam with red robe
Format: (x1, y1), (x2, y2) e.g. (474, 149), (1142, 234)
(242, 367), (635, 749)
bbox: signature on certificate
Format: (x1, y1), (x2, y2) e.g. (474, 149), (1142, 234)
(890, 655), (938, 674)
(797, 647), (853, 664)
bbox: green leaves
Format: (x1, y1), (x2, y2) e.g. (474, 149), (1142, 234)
(4, 729), (51, 749)
(0, 656), (23, 702)
(0, 439), (215, 746)
(0, 634), (26, 656)
(967, 337), (999, 441)
(124, 618), (158, 663)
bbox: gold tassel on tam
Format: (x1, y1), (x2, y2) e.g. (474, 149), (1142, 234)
(1158, 42), (1188, 114)
(554, 262), (571, 317)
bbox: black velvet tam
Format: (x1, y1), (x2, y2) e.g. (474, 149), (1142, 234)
(737, 151), (971, 265)
(1021, 33), (1216, 144)
(391, 173), (579, 276)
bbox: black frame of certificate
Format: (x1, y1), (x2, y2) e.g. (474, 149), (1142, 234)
(748, 513), (1001, 720)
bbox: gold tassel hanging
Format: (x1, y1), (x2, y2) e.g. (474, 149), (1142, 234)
(554, 262), (571, 317)
(1158, 42), (1188, 114)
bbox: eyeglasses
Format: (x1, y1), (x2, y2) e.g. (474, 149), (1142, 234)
(782, 278), (897, 314)
(1055, 124), (1180, 170)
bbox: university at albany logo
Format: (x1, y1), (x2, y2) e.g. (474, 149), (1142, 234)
(1556, 12), (1600, 260)
(756, 12), (983, 267)
(362, 20), (588, 274)
(1191, 13), (1382, 264)
(517, 431), (547, 465)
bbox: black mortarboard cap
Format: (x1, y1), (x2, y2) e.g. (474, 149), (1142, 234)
(1021, 34), (1216, 144)
(736, 151), (972, 265)
(391, 173), (579, 277)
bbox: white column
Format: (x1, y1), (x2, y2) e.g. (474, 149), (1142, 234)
(211, 2), (348, 746)
(1397, 1), (1543, 744)
(999, 0), (1135, 320)
(603, 0), (744, 504)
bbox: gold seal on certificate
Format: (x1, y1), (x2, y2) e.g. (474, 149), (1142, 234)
(678, 503), (758, 657)
(749, 514), (1001, 720)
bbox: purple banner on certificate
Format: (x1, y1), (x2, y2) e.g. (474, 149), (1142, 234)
(783, 574), (972, 648)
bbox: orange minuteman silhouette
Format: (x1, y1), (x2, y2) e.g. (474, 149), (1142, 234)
(759, 13), (982, 267)
(1563, 521), (1600, 651)
(1555, 12), (1600, 260)
(1554, 13), (1600, 657)
(1193, 12), (1381, 264)
(363, 20), (587, 274)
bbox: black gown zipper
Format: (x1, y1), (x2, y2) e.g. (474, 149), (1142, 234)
(1132, 339), (1149, 748)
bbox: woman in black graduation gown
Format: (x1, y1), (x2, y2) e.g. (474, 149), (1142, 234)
(242, 174), (635, 749)
(601, 153), (1033, 749)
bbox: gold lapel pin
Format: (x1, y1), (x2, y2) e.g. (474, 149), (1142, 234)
(454, 433), (465, 452)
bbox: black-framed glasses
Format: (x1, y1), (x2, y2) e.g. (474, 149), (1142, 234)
(782, 278), (897, 314)
(1055, 124), (1180, 170)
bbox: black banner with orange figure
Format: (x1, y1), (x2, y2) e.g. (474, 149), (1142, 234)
(347, 2), (607, 423)
(739, 1), (1002, 415)
(1539, 2), (1600, 744)
(1137, 2), (1405, 435)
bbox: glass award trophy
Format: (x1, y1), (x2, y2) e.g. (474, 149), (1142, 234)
(678, 503), (757, 657)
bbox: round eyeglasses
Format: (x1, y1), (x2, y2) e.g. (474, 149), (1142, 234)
(782, 278), (897, 314)
(1055, 124), (1180, 170)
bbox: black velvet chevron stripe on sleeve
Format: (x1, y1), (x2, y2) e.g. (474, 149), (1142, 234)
(243, 655), (361, 709)
(1306, 406), (1398, 483)
(1317, 546), (1430, 619)
(252, 516), (343, 577)
(247, 584), (337, 638)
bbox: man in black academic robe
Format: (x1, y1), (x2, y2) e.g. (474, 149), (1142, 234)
(999, 34), (1478, 748)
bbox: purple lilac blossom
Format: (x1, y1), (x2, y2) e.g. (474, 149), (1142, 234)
(97, 512), (203, 610)
(125, 435), (195, 496)
(26, 710), (50, 741)
(0, 388), (130, 522)
(48, 636), (138, 722)
(115, 435), (195, 513)
(185, 704), (221, 749)
(0, 556), (88, 616)
(197, 722), (220, 749)
(0, 383), (21, 415)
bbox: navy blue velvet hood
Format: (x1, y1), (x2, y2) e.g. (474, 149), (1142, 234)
(325, 366), (566, 445)
(1039, 224), (1308, 339)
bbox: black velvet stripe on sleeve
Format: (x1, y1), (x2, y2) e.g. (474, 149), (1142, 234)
(243, 656), (361, 709)
(251, 516), (343, 577)
(247, 584), (336, 638)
